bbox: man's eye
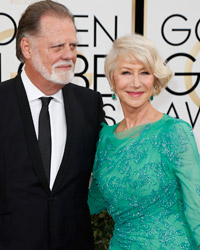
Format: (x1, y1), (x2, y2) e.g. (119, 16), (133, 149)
(70, 43), (77, 49)
(56, 44), (64, 48)
(51, 44), (63, 50)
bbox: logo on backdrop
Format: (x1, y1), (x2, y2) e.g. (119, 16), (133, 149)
(185, 42), (200, 107)
(161, 14), (200, 128)
(0, 13), (17, 82)
(0, 13), (17, 45)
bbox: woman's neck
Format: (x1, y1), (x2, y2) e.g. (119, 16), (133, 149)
(117, 104), (163, 132)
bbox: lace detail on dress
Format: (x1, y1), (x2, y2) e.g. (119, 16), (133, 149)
(88, 114), (200, 249)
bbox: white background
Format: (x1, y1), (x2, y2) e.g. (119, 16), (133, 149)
(145, 0), (200, 149)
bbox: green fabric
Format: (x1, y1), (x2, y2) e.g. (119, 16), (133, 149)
(88, 114), (200, 249)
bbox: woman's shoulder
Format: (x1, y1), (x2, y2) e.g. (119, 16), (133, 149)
(100, 122), (117, 131)
(163, 114), (192, 130)
(99, 122), (118, 137)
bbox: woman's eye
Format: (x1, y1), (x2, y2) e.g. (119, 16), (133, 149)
(141, 70), (151, 75)
(122, 71), (130, 75)
(141, 71), (150, 75)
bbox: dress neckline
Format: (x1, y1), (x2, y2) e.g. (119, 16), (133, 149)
(113, 113), (166, 140)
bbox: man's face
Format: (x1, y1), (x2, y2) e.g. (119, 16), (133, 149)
(29, 15), (78, 85)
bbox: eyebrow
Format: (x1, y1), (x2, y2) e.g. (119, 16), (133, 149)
(71, 40), (79, 44)
(119, 66), (132, 70)
(49, 41), (79, 48)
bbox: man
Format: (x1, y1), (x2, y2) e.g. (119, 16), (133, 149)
(0, 1), (104, 249)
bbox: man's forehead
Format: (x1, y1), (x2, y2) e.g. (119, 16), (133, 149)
(39, 15), (75, 30)
(38, 16), (77, 40)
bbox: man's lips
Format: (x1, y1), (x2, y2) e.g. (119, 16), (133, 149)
(55, 65), (72, 70)
(127, 91), (143, 98)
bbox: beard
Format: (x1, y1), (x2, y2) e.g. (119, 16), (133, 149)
(31, 49), (74, 85)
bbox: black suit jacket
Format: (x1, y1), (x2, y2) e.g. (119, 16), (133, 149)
(0, 75), (105, 250)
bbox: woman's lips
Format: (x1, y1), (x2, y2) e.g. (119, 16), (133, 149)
(127, 91), (143, 98)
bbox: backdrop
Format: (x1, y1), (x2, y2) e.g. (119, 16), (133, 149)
(144, 0), (200, 148)
(0, 0), (199, 149)
(0, 0), (134, 123)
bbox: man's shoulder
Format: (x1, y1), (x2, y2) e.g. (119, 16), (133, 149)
(66, 82), (97, 93)
(0, 75), (20, 91)
(64, 82), (100, 99)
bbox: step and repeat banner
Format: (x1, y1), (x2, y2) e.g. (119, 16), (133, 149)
(144, 0), (200, 148)
(0, 0), (134, 124)
(0, 0), (200, 148)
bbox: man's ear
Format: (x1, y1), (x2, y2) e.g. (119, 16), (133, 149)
(20, 37), (32, 60)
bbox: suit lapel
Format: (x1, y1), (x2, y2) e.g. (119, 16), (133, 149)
(14, 75), (50, 194)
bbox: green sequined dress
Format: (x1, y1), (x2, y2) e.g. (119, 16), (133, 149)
(88, 114), (200, 249)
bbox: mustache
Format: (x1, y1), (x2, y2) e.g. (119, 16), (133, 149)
(52, 60), (74, 69)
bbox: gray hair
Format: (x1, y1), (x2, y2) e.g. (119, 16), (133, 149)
(105, 33), (172, 95)
(16, 0), (75, 63)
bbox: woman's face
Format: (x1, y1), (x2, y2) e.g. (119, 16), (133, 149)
(113, 57), (155, 113)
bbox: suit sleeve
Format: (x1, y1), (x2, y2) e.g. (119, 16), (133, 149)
(88, 114), (107, 215)
(97, 91), (106, 126)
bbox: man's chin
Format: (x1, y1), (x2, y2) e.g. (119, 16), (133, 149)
(50, 73), (74, 85)
(51, 80), (69, 85)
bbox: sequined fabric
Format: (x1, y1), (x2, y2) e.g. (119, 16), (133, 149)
(88, 114), (200, 249)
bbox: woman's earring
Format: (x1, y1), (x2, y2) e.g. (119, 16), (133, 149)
(150, 85), (156, 101)
(150, 95), (154, 101)
(112, 93), (117, 100)
(111, 87), (117, 100)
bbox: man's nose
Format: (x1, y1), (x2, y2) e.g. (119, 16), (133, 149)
(61, 46), (76, 60)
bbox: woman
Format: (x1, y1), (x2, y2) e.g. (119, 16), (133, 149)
(88, 34), (200, 249)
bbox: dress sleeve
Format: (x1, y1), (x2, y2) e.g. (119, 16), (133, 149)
(88, 123), (108, 215)
(172, 122), (200, 247)
(88, 176), (107, 215)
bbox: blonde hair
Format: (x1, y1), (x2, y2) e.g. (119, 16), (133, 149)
(105, 33), (172, 95)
